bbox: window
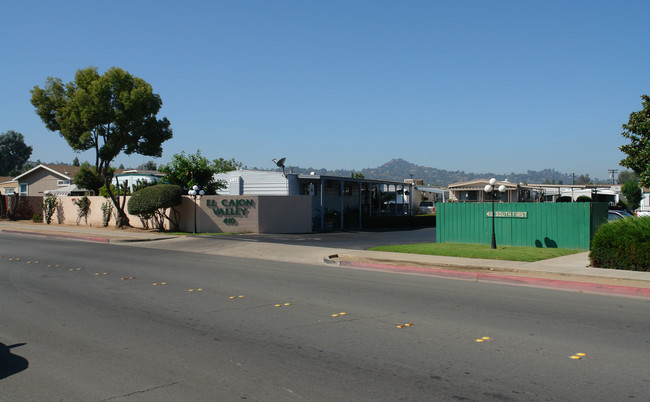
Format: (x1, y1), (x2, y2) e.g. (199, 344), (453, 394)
(57, 180), (70, 186)
(19, 183), (28, 195)
(5, 188), (14, 195)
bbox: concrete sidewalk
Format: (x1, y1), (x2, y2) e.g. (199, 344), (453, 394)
(2, 220), (649, 295)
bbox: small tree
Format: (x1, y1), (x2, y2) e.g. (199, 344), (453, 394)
(620, 95), (650, 188)
(159, 150), (239, 194)
(622, 181), (643, 212)
(73, 196), (91, 225)
(127, 184), (182, 231)
(101, 201), (113, 227)
(42, 195), (58, 224)
(74, 164), (104, 195)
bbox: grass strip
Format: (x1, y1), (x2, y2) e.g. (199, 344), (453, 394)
(369, 243), (583, 262)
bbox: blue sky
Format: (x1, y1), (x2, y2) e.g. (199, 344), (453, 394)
(1, 1), (648, 180)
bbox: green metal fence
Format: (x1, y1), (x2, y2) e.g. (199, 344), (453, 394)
(437, 202), (608, 250)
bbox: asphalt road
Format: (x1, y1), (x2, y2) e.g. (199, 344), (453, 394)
(1, 233), (649, 401)
(199, 227), (437, 249)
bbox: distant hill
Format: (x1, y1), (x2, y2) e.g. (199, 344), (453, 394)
(276, 158), (582, 187)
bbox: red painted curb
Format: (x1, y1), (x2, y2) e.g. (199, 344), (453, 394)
(339, 260), (650, 298)
(2, 229), (110, 243)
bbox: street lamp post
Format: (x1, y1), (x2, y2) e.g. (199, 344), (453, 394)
(483, 178), (506, 249)
(188, 185), (205, 234)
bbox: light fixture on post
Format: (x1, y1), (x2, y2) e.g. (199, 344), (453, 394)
(188, 184), (205, 234)
(483, 178), (506, 249)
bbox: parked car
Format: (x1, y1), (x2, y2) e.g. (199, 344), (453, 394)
(608, 210), (634, 221)
(418, 201), (435, 214)
(635, 210), (650, 217)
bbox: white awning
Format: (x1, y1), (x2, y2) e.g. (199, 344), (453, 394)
(44, 184), (89, 196)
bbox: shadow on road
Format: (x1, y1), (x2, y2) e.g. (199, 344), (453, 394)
(0, 342), (29, 380)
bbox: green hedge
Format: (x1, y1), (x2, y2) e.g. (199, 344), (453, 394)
(589, 217), (650, 271)
(128, 184), (182, 215)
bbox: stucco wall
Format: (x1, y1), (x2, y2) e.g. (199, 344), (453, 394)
(50, 196), (161, 229)
(179, 195), (311, 234)
(46, 195), (312, 233)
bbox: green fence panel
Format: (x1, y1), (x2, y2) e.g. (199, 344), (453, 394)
(437, 202), (608, 250)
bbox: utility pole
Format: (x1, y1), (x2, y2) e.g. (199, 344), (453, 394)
(608, 169), (618, 185)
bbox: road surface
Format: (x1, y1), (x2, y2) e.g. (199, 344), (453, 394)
(1, 234), (649, 401)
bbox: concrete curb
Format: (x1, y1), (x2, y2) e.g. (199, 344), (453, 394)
(0, 228), (171, 244)
(1, 229), (111, 243)
(327, 255), (650, 298)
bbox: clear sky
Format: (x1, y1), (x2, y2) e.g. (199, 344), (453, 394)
(1, 1), (648, 180)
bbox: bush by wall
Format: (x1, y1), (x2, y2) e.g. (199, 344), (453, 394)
(589, 217), (650, 271)
(127, 184), (182, 231)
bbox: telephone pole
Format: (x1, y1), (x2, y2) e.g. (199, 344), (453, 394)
(608, 169), (618, 185)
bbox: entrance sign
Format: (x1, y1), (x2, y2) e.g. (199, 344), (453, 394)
(486, 211), (528, 218)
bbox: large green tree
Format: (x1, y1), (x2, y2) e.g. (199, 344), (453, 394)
(159, 150), (240, 195)
(620, 95), (650, 188)
(0, 130), (33, 176)
(30, 66), (173, 226)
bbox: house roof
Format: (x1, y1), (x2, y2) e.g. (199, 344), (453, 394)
(12, 164), (81, 181)
(12, 164), (127, 181)
(448, 179), (519, 190)
(0, 176), (15, 184)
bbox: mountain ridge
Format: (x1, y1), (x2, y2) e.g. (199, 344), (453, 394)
(273, 158), (592, 187)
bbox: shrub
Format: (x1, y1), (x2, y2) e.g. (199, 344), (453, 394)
(101, 201), (113, 227)
(32, 213), (43, 223)
(576, 195), (592, 202)
(589, 217), (650, 271)
(127, 184), (182, 231)
(42, 195), (58, 224)
(73, 196), (91, 225)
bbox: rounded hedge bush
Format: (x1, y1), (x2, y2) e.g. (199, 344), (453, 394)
(589, 216), (650, 271)
(128, 184), (182, 216)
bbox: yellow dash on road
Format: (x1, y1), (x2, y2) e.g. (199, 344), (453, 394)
(153, 283), (159, 286)
(476, 339), (485, 343)
(332, 314), (340, 317)
(482, 336), (490, 340)
(284, 303), (291, 306)
(339, 312), (347, 315)
(229, 296), (237, 299)
(274, 304), (282, 307)
(575, 353), (587, 357)
(570, 355), (582, 360)
(188, 289), (195, 292)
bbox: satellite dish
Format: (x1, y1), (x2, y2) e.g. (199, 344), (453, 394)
(273, 157), (286, 168)
(272, 157), (287, 176)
